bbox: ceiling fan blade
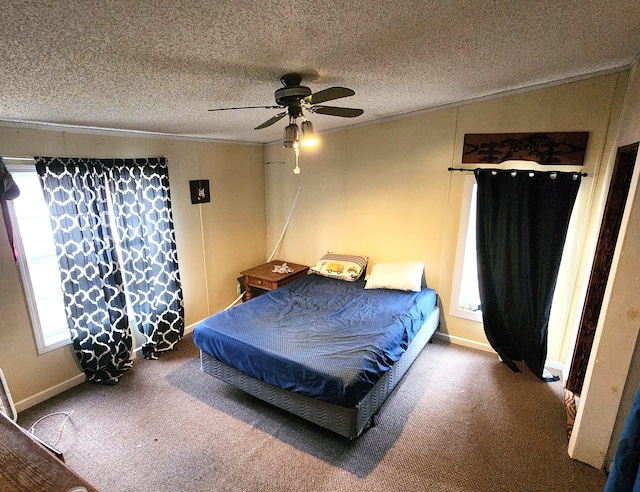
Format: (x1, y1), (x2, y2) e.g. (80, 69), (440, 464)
(305, 87), (355, 105)
(208, 105), (281, 112)
(309, 106), (364, 118)
(254, 111), (287, 129)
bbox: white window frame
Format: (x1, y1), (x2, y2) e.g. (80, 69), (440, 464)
(450, 174), (483, 323)
(5, 159), (71, 354)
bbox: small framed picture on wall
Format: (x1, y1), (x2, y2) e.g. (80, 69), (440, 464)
(189, 179), (210, 204)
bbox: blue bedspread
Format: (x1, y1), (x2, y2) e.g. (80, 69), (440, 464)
(193, 274), (437, 407)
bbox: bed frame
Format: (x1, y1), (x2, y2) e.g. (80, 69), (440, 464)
(199, 306), (440, 439)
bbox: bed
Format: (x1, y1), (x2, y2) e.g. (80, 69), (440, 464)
(192, 264), (439, 439)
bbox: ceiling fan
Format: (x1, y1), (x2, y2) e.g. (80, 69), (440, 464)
(208, 72), (364, 136)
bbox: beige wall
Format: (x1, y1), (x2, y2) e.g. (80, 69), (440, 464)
(265, 72), (626, 364)
(0, 127), (266, 409)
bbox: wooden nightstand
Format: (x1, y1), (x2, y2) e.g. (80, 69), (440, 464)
(240, 260), (309, 300)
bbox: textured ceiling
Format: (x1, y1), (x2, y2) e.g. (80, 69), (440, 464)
(1, 1), (640, 144)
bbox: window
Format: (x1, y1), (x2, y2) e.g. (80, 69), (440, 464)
(450, 175), (483, 322)
(6, 160), (70, 353)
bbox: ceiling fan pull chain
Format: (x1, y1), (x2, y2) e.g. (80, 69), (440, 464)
(293, 147), (300, 174)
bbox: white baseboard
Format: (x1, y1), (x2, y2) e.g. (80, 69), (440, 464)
(545, 359), (565, 372)
(17, 323), (199, 414)
(433, 330), (565, 374)
(15, 372), (86, 414)
(434, 331), (495, 353)
(16, 325), (563, 414)
(184, 322), (197, 335)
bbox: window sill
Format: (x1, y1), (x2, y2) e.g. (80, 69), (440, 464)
(449, 309), (483, 323)
(37, 337), (72, 356)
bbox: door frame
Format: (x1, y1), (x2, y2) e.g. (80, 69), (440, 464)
(566, 142), (639, 395)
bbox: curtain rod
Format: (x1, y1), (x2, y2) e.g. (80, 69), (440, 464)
(447, 167), (588, 177)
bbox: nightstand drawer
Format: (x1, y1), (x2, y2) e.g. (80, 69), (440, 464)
(246, 275), (278, 290)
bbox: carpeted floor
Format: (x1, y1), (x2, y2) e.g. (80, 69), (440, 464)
(18, 334), (607, 492)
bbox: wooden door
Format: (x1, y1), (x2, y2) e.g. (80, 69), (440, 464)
(566, 142), (639, 395)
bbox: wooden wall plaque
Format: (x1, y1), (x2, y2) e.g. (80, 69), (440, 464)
(462, 132), (589, 165)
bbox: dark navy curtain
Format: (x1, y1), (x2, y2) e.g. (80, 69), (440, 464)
(1, 156), (20, 262)
(108, 158), (184, 359)
(36, 156), (184, 383)
(474, 169), (581, 380)
(606, 386), (640, 492)
(36, 157), (133, 384)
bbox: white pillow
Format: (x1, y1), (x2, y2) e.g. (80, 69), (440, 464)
(365, 261), (425, 292)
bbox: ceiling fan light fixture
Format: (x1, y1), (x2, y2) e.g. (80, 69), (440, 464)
(300, 120), (318, 147)
(283, 122), (299, 148)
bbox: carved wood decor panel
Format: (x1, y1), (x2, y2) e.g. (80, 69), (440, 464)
(462, 132), (589, 165)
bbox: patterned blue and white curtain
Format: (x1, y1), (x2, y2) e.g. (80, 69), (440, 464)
(35, 157), (133, 384)
(108, 159), (184, 359)
(35, 157), (184, 383)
